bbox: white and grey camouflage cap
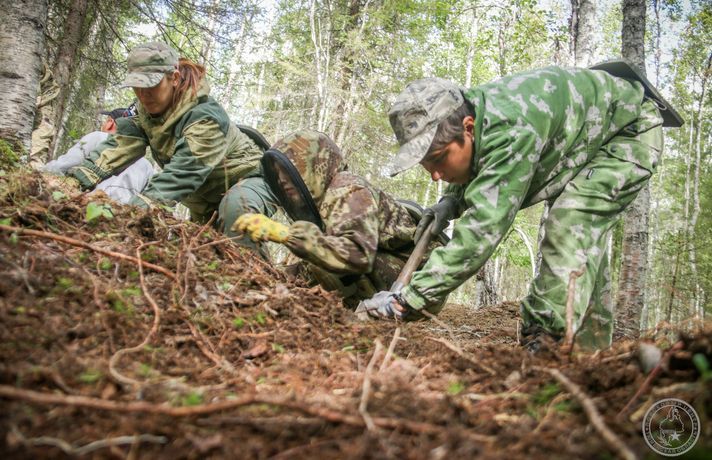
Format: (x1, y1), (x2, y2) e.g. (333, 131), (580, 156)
(387, 77), (464, 176)
(120, 42), (179, 88)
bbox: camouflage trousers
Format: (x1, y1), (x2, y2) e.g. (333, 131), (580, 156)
(183, 175), (279, 256)
(521, 102), (663, 350)
(217, 176), (279, 256)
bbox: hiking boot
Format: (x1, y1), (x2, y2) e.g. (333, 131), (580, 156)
(520, 325), (561, 354)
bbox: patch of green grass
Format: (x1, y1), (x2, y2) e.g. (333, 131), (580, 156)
(232, 317), (245, 328)
(206, 260), (219, 271)
(181, 392), (203, 406)
(254, 312), (267, 325)
(138, 363), (153, 378)
(99, 258), (112, 270)
(78, 369), (102, 384)
(532, 383), (561, 406)
(447, 381), (465, 396)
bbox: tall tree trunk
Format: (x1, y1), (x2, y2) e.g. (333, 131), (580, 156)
(687, 52), (711, 320)
(0, 0), (48, 154)
(569, 0), (596, 67)
(30, 0), (90, 162)
(615, 0), (647, 339)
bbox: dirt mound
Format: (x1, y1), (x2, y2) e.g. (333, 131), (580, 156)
(0, 169), (710, 459)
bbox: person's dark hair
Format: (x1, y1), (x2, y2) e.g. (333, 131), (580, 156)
(427, 95), (475, 155)
(170, 58), (206, 106)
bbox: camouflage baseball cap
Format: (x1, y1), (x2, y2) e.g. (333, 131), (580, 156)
(120, 42), (179, 88)
(387, 77), (464, 176)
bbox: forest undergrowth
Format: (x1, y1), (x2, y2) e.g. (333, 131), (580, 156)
(0, 167), (710, 459)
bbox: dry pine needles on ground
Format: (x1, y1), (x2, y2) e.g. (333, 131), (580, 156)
(0, 169), (710, 459)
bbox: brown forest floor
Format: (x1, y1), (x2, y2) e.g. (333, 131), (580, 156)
(0, 169), (710, 459)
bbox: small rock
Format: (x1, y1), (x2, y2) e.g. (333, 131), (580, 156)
(639, 342), (662, 374)
(504, 370), (521, 389)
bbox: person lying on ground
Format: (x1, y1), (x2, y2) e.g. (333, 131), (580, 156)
(233, 130), (447, 313)
(43, 105), (154, 204)
(67, 42), (278, 255)
(365, 66), (666, 351)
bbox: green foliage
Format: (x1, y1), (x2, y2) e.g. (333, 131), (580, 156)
(446, 381), (465, 396)
(254, 312), (267, 325)
(231, 317), (245, 328)
(271, 343), (285, 353)
(692, 353), (712, 381)
(0, 139), (20, 170)
(532, 383), (561, 406)
(78, 369), (102, 384)
(181, 392), (204, 407)
(51, 191), (67, 202)
(85, 202), (114, 223)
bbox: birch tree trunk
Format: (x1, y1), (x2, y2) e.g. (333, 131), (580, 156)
(687, 52), (711, 320)
(615, 0), (647, 339)
(569, 0), (596, 67)
(0, 0), (48, 154)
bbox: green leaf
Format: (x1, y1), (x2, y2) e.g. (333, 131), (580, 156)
(447, 381), (465, 396)
(271, 343), (285, 353)
(181, 392), (203, 406)
(85, 202), (114, 222)
(79, 369), (102, 384)
(254, 312), (267, 325)
(52, 191), (67, 201)
(0, 217), (11, 226)
(232, 317), (245, 328)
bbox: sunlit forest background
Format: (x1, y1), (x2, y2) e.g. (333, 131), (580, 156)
(12, 0), (712, 331)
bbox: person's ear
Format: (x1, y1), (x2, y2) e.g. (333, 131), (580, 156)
(170, 70), (181, 88)
(463, 115), (475, 138)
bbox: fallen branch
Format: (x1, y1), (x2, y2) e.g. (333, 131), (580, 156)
(0, 385), (494, 442)
(534, 367), (635, 460)
(107, 242), (163, 387)
(0, 224), (176, 280)
(359, 340), (383, 431)
(379, 327), (401, 372)
(562, 267), (585, 354)
(10, 426), (167, 456)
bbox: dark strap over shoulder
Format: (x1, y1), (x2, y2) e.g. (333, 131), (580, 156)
(236, 124), (271, 151)
(396, 198), (450, 244)
(589, 59), (684, 128)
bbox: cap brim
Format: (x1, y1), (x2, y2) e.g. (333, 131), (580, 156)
(120, 72), (165, 89)
(387, 124), (438, 177)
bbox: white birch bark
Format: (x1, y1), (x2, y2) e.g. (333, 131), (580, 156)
(0, 0), (48, 154)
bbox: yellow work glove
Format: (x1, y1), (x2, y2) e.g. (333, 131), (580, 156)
(233, 213), (289, 243)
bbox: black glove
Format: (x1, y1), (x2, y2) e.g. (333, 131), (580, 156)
(414, 195), (458, 243)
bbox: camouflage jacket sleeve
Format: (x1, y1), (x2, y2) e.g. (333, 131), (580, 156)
(67, 118), (148, 189)
(283, 175), (380, 275)
(400, 124), (543, 311)
(128, 119), (228, 207)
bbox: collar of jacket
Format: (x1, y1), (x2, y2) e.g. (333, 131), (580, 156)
(463, 88), (485, 181)
(137, 78), (211, 130)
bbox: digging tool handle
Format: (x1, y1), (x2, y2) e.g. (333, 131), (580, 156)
(389, 220), (436, 293)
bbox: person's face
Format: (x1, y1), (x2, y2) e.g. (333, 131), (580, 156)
(419, 116), (475, 184)
(100, 117), (117, 133)
(133, 70), (179, 116)
(277, 166), (300, 202)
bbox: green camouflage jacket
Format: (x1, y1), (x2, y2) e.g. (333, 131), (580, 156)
(274, 131), (423, 303)
(401, 66), (663, 311)
(68, 80), (263, 221)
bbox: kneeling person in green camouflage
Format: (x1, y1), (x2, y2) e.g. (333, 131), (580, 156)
(367, 66), (667, 350)
(234, 130), (446, 313)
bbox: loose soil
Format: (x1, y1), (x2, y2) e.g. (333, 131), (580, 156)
(0, 169), (710, 459)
